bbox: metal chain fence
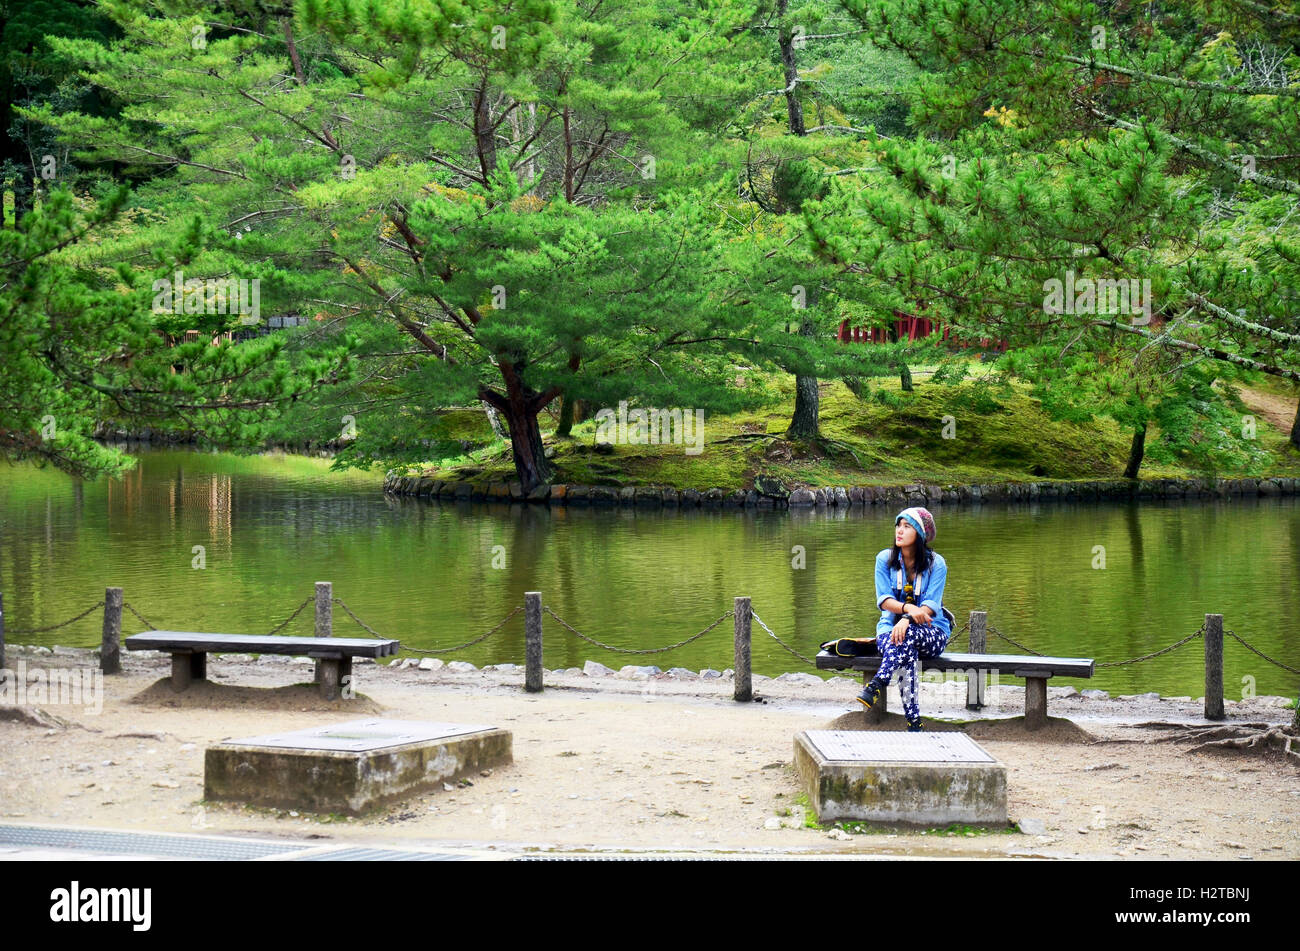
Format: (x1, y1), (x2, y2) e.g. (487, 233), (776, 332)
(3, 602), (104, 635)
(986, 624), (1045, 656)
(333, 598), (524, 655)
(266, 597), (315, 636)
(123, 602), (155, 630)
(751, 612), (819, 668)
(1225, 629), (1300, 675)
(1095, 625), (1206, 668)
(6, 593), (1296, 679)
(542, 606), (733, 656)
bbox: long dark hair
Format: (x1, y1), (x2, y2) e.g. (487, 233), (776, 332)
(888, 531), (934, 576)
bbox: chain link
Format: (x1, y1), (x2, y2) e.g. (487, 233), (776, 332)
(3, 602), (104, 635)
(18, 593), (1294, 679)
(751, 612), (819, 668)
(333, 599), (523, 654)
(1095, 625), (1205, 667)
(543, 606), (733, 655)
(266, 597), (314, 636)
(123, 602), (155, 630)
(986, 624), (1045, 657)
(953, 618), (971, 651)
(1224, 629), (1300, 674)
(984, 622), (1212, 668)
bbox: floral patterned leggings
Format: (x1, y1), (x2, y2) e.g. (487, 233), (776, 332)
(873, 620), (949, 723)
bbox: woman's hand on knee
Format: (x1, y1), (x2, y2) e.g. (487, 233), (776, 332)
(891, 617), (910, 645)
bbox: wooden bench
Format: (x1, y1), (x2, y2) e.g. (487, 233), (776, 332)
(125, 631), (401, 700)
(816, 649), (1095, 730)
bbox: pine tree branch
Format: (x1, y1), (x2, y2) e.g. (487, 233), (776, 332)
(1050, 52), (1300, 97)
(805, 124), (875, 135)
(1089, 319), (1300, 382)
(334, 251), (449, 359)
(232, 85), (340, 152)
(116, 145), (249, 180)
(427, 153), (487, 184)
(1089, 108), (1300, 196)
(1188, 293), (1300, 347)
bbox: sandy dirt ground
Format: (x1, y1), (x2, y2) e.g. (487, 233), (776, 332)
(1238, 385), (1299, 437)
(1, 646), (1297, 859)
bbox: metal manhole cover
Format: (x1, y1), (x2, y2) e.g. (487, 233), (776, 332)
(223, 719), (495, 752)
(805, 730), (995, 763)
(0, 825), (299, 861)
(290, 847), (467, 861)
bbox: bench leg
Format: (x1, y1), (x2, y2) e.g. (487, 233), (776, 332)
(319, 658), (342, 700)
(171, 652), (207, 691)
(1024, 675), (1049, 730)
(171, 653), (191, 692)
(966, 666), (985, 711)
(863, 671), (888, 724)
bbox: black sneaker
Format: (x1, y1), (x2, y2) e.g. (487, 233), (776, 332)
(856, 680), (884, 710)
(906, 719), (923, 732)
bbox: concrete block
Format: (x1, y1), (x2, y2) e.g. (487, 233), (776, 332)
(794, 730), (1007, 825)
(205, 719), (511, 816)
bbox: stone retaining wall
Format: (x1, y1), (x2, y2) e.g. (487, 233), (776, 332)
(382, 474), (1300, 508)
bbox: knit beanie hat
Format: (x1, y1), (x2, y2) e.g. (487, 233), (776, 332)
(896, 506), (936, 544)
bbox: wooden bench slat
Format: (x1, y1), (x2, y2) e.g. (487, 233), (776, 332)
(125, 631), (399, 658)
(815, 650), (1094, 678)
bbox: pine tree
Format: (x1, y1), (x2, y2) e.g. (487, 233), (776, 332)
(813, 0), (1300, 475)
(30, 0), (821, 491)
(0, 186), (350, 476)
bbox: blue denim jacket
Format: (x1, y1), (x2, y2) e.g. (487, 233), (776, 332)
(874, 548), (951, 640)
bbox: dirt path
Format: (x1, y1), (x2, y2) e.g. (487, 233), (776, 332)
(1238, 384), (1299, 438)
(2, 648), (1297, 859)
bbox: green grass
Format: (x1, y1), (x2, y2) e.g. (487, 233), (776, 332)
(792, 791), (1017, 836)
(407, 363), (1300, 489)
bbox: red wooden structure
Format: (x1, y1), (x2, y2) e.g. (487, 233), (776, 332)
(837, 310), (1007, 352)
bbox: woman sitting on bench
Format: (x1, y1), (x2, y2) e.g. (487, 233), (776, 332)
(857, 506), (952, 731)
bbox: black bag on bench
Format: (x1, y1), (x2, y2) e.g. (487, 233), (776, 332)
(819, 637), (879, 657)
(820, 607), (956, 658)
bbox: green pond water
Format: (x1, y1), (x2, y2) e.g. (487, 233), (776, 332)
(0, 449), (1297, 699)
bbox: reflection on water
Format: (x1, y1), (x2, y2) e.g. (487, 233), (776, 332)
(0, 450), (1297, 697)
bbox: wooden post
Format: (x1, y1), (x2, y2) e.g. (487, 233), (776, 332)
(0, 591), (6, 678)
(1204, 613), (1224, 721)
(315, 582), (332, 636)
(733, 596), (752, 702)
(313, 582), (332, 684)
(101, 587), (123, 674)
(525, 591), (543, 693)
(967, 610), (987, 710)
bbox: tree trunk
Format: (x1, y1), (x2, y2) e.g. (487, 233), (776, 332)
(556, 395), (575, 437)
(9, 174), (33, 227)
(776, 0), (806, 137)
(1290, 386), (1300, 451)
(482, 400), (506, 441)
(473, 76), (497, 183)
(788, 374), (820, 438)
(776, 2), (819, 440)
(1122, 422), (1147, 479)
(787, 318), (820, 438)
(482, 361), (556, 493)
(499, 398), (552, 493)
(555, 352), (583, 437)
